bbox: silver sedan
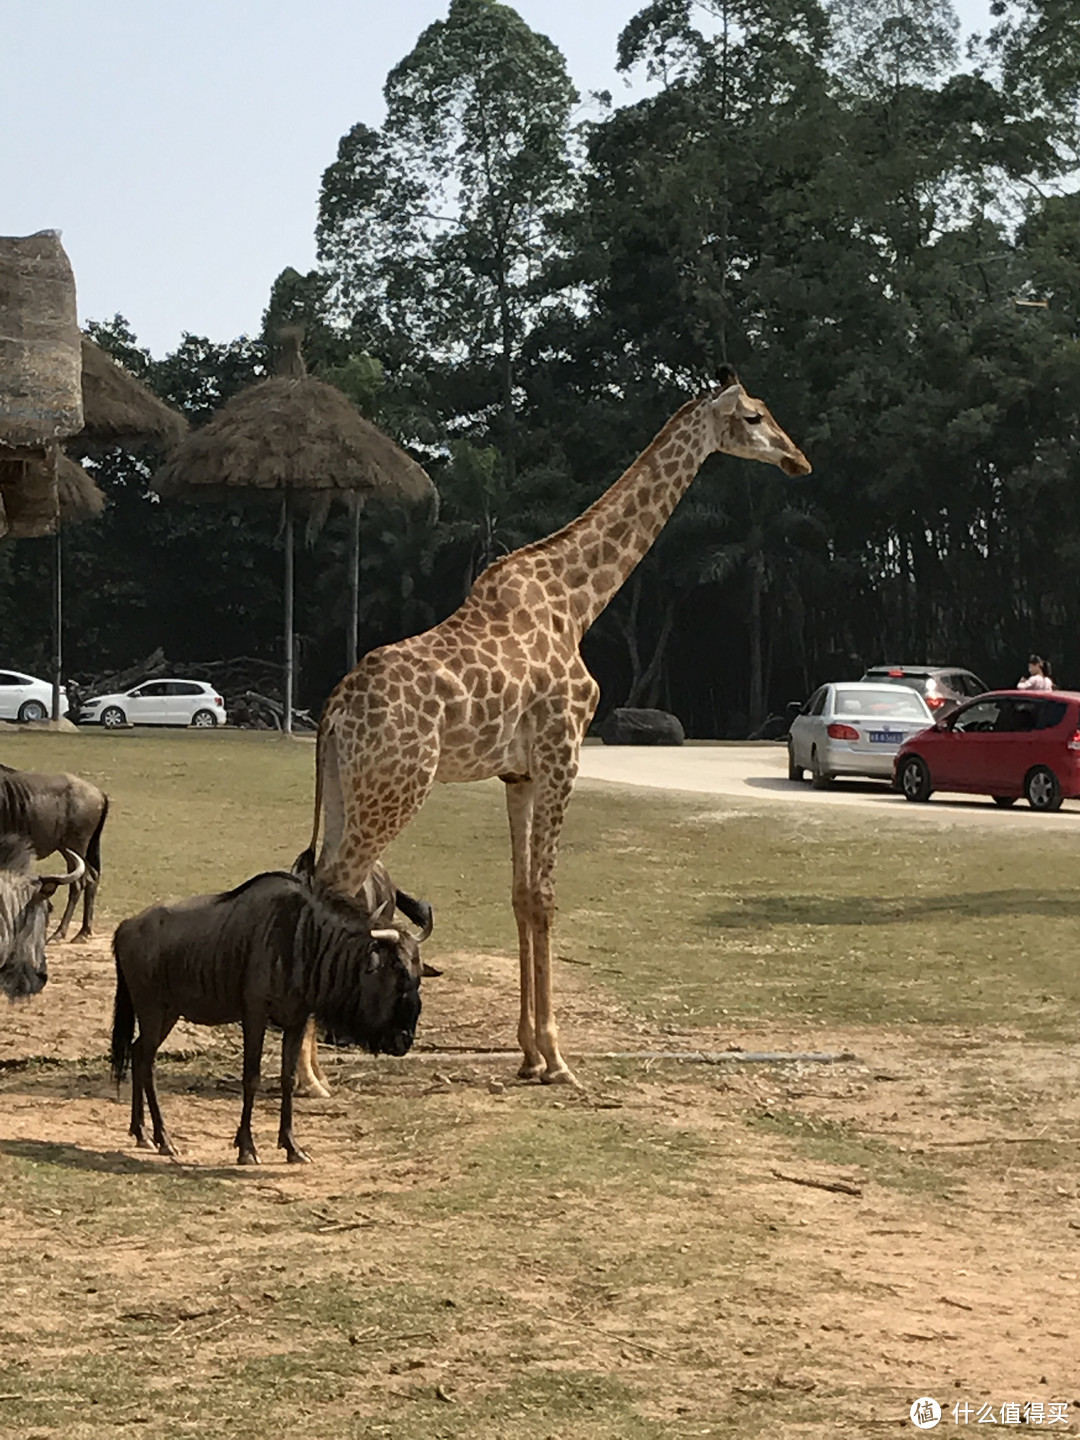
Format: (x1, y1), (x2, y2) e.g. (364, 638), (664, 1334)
(788, 682), (933, 787)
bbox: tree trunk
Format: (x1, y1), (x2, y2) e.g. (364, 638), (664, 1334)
(283, 490), (295, 735)
(747, 554), (765, 730)
(346, 493), (362, 674)
(51, 528), (63, 722)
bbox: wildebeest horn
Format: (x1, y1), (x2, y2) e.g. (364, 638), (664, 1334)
(370, 927), (400, 942)
(38, 850), (85, 888)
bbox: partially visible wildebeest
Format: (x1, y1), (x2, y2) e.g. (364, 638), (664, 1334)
(110, 870), (424, 1164)
(291, 847), (436, 1098)
(0, 835), (86, 1000)
(0, 763), (108, 941)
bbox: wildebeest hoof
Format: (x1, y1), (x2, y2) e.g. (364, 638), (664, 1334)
(541, 1065), (581, 1089)
(157, 1141), (179, 1158)
(286, 1148), (311, 1164)
(135, 1135), (155, 1150)
(237, 1150), (260, 1166)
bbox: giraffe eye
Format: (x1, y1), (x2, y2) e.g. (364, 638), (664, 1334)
(745, 414), (763, 426)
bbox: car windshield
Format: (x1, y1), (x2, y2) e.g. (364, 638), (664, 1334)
(835, 688), (927, 719)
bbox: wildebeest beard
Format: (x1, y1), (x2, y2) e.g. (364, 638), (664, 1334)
(297, 894), (422, 1058)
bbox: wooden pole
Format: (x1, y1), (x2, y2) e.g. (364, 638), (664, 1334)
(283, 489), (294, 735)
(51, 527), (63, 722)
(347, 492), (362, 673)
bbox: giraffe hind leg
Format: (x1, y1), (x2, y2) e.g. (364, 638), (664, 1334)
(505, 777), (544, 1080)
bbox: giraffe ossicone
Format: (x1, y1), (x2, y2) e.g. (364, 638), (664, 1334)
(300, 372), (811, 1091)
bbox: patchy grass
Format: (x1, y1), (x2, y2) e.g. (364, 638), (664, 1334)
(2, 730), (1079, 1436)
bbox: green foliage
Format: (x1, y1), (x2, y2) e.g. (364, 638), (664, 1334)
(5, 0), (1080, 734)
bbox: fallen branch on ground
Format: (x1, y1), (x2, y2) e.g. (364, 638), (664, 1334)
(770, 1168), (863, 1197)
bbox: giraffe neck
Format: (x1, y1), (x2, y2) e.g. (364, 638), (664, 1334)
(540, 397), (710, 634)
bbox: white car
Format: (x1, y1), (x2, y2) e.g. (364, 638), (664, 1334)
(77, 679), (227, 729)
(0, 669), (67, 724)
(788, 681), (932, 786)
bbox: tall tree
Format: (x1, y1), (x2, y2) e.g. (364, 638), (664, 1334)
(317, 0), (579, 472)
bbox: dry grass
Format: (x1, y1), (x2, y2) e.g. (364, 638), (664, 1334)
(0, 729), (1078, 1437)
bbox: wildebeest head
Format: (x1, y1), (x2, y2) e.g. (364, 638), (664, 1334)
(0, 837), (86, 1001)
(306, 889), (422, 1058)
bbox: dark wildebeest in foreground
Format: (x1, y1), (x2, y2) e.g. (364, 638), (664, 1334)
(0, 764), (108, 941)
(110, 870), (424, 1164)
(0, 835), (86, 1000)
(291, 848), (436, 1097)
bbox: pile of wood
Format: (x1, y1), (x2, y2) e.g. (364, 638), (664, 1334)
(66, 650), (317, 730)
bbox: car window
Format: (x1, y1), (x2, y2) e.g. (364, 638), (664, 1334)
(0, 673), (21, 685)
(810, 687), (829, 717)
(962, 673), (986, 697)
(799, 688), (823, 716)
(863, 672), (930, 694)
(170, 682), (203, 695)
(1030, 699), (1067, 731)
(835, 688), (927, 719)
(132, 682), (168, 697)
(951, 699), (1008, 733)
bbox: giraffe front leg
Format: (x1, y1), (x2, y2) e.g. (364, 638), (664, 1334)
(529, 756), (582, 1090)
(505, 777), (545, 1079)
(294, 1016), (331, 1098)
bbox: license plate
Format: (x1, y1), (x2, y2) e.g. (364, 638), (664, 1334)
(869, 730), (904, 744)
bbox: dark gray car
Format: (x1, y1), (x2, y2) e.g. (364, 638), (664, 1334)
(859, 665), (987, 718)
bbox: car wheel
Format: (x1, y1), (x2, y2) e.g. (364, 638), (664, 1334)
(992, 796), (1017, 808)
(899, 755), (932, 802)
(1024, 766), (1062, 812)
(101, 706), (127, 729)
(810, 748), (833, 789)
(17, 700), (48, 723)
(191, 709), (218, 728)
(787, 740), (804, 782)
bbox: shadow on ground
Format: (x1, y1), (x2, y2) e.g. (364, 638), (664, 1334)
(704, 888), (1080, 928)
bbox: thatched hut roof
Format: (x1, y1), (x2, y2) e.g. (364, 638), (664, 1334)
(152, 375), (435, 509)
(0, 231), (83, 448)
(56, 453), (105, 526)
(0, 446), (58, 538)
(77, 338), (188, 447)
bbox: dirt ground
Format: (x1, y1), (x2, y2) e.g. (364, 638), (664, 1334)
(2, 933), (1077, 1438)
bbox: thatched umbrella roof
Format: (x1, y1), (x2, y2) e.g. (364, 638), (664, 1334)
(77, 338), (188, 448)
(56, 453), (105, 526)
(152, 374), (435, 509)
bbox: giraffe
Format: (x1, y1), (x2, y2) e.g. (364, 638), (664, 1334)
(300, 369), (811, 1090)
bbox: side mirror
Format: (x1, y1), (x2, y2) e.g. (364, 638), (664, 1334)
(785, 700), (802, 718)
(934, 719), (947, 731)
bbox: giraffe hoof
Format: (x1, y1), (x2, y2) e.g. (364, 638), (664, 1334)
(516, 1060), (546, 1082)
(296, 1079), (332, 1099)
(541, 1065), (582, 1090)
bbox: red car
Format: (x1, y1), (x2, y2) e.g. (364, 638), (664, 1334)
(894, 690), (1080, 811)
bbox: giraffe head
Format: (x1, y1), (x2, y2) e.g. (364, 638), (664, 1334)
(704, 368), (812, 477)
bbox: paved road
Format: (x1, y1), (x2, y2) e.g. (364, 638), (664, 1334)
(576, 741), (1080, 831)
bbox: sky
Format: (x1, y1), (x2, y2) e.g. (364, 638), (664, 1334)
(4, 0), (995, 358)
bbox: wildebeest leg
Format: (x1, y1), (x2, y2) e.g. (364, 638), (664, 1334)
(49, 878), (81, 943)
(131, 1024), (179, 1157)
(73, 864), (100, 942)
(129, 1033), (152, 1149)
(235, 1015), (267, 1165)
(278, 1023), (311, 1164)
(295, 1017), (331, 1098)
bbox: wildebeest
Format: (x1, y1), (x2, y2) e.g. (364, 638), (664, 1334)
(0, 763), (108, 941)
(291, 848), (435, 1098)
(110, 869), (424, 1164)
(0, 835), (86, 1000)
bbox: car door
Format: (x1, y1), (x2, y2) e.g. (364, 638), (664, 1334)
(943, 697), (1015, 791)
(170, 682), (202, 724)
(0, 672), (25, 720)
(125, 682), (169, 725)
(792, 687), (827, 766)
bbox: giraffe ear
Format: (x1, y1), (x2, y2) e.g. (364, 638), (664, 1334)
(712, 381), (744, 414)
(715, 365), (740, 391)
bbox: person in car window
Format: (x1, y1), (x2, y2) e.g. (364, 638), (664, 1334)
(1017, 655), (1053, 691)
